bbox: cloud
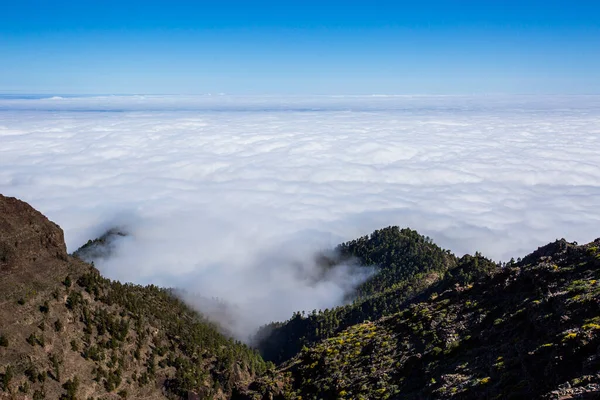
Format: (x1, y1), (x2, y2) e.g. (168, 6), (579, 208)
(1, 95), (599, 338)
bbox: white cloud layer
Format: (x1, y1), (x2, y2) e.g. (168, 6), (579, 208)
(1, 95), (600, 337)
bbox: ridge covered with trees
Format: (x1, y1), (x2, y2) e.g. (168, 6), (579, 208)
(241, 239), (600, 399)
(2, 194), (600, 399)
(256, 227), (465, 364)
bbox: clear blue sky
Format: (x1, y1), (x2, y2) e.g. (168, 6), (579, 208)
(1, 1), (599, 94)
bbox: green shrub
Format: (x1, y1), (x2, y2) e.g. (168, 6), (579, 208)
(54, 319), (63, 332)
(26, 333), (37, 346)
(61, 376), (79, 400)
(39, 301), (50, 314)
(1, 365), (14, 391)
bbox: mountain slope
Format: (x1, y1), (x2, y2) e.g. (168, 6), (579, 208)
(256, 227), (460, 365)
(3, 193), (600, 400)
(242, 238), (600, 400)
(0, 195), (267, 400)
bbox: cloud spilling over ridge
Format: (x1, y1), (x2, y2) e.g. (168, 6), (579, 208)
(1, 95), (599, 337)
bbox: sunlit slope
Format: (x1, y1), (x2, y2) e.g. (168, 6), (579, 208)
(242, 238), (600, 399)
(0, 194), (267, 400)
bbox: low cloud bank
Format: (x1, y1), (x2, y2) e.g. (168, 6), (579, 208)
(1, 95), (599, 338)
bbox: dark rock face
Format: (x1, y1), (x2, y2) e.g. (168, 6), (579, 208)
(0, 194), (67, 273)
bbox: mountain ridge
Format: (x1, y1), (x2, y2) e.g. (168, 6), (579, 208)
(1, 194), (599, 400)
(0, 195), (267, 400)
(242, 237), (600, 400)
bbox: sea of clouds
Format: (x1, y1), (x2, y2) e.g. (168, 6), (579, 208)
(1, 94), (599, 338)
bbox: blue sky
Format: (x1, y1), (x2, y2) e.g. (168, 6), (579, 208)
(1, 1), (599, 94)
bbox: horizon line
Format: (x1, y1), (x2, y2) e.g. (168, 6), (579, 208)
(2, 92), (600, 97)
